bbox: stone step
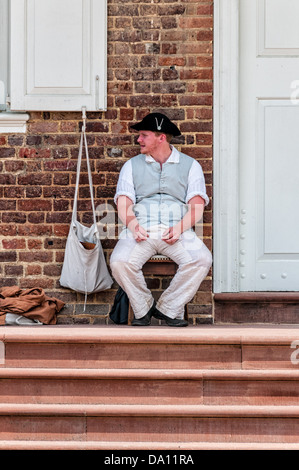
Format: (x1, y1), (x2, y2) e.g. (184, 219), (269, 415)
(0, 368), (299, 406)
(1, 325), (299, 370)
(1, 324), (299, 449)
(0, 403), (299, 445)
(214, 292), (299, 324)
(1, 440), (299, 450)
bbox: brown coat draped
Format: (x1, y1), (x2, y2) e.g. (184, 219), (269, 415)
(0, 286), (65, 325)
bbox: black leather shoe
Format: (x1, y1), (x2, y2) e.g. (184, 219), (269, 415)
(131, 302), (156, 326)
(153, 308), (188, 327)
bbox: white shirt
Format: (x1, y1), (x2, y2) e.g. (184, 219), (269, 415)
(114, 146), (209, 207)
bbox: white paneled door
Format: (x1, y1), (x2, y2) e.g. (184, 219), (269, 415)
(239, 0), (299, 291)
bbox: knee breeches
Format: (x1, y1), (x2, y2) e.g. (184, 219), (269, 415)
(110, 231), (212, 319)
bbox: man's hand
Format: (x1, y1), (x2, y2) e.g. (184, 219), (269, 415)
(161, 226), (181, 245)
(161, 195), (205, 245)
(133, 223), (149, 243)
(117, 196), (148, 242)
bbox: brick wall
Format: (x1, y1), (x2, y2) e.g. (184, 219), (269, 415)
(0, 0), (213, 325)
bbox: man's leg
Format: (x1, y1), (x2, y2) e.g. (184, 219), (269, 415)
(110, 237), (157, 319)
(156, 232), (212, 320)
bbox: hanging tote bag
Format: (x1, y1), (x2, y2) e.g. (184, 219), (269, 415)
(60, 116), (113, 300)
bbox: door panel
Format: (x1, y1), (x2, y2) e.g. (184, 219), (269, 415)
(258, 0), (299, 54)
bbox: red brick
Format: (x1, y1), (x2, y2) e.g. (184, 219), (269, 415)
(0, 251), (17, 262)
(197, 4), (213, 16)
(60, 121), (78, 132)
(158, 57), (186, 67)
(19, 277), (55, 289)
(27, 239), (43, 250)
(53, 225), (70, 237)
(179, 17), (213, 29)
(5, 265), (24, 276)
(0, 225), (17, 236)
(43, 264), (62, 277)
(119, 109), (134, 121)
(28, 121), (59, 133)
(5, 161), (25, 172)
(19, 252), (53, 263)
(17, 225), (53, 236)
(0, 148), (15, 158)
(2, 213), (26, 224)
(157, 5), (186, 16)
(18, 200), (52, 212)
(26, 265), (42, 276)
(0, 200), (16, 211)
(0, 174), (16, 185)
(27, 213), (46, 224)
(19, 148), (51, 159)
(2, 239), (26, 250)
(180, 69), (213, 80)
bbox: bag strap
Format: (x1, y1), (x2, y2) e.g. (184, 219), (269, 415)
(72, 108), (97, 227)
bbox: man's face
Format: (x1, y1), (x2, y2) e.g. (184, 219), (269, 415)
(137, 131), (161, 155)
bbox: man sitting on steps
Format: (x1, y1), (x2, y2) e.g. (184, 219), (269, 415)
(110, 112), (212, 327)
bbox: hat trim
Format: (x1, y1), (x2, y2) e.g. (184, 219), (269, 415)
(155, 117), (164, 131)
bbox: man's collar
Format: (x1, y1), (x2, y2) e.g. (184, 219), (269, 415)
(145, 146), (180, 163)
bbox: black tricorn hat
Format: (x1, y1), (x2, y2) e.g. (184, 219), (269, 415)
(130, 112), (181, 137)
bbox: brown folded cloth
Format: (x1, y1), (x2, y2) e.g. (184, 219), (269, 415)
(0, 286), (65, 325)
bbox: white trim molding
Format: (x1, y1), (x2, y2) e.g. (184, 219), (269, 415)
(213, 0), (240, 293)
(0, 112), (30, 133)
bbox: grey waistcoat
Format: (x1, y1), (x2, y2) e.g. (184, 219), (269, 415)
(131, 152), (193, 228)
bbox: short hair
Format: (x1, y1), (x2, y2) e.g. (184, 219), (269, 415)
(154, 132), (173, 143)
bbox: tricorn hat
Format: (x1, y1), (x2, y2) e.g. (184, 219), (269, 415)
(130, 112), (181, 137)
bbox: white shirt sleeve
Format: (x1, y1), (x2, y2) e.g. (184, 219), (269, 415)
(186, 160), (209, 206)
(114, 160), (136, 205)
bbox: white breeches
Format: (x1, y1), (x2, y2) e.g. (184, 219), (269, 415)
(110, 229), (212, 320)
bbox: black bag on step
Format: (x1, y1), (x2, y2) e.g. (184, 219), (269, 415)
(109, 286), (129, 324)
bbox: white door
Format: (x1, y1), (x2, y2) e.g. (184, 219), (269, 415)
(239, 0), (299, 291)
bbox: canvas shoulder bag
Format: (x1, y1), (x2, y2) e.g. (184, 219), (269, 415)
(60, 113), (113, 300)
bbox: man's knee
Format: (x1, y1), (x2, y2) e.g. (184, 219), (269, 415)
(110, 259), (126, 278)
(110, 259), (139, 279)
(190, 246), (212, 272)
(202, 247), (212, 270)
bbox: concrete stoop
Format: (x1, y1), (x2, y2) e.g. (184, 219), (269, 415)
(0, 324), (299, 450)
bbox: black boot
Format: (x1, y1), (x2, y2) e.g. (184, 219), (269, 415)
(153, 307), (188, 327)
(131, 302), (156, 326)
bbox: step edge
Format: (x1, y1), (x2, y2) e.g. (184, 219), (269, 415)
(1, 403), (299, 417)
(2, 325), (299, 345)
(0, 440), (298, 450)
(214, 292), (299, 303)
(1, 367), (299, 380)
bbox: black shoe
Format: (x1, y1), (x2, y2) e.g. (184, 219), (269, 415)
(131, 302), (156, 326)
(153, 308), (188, 327)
